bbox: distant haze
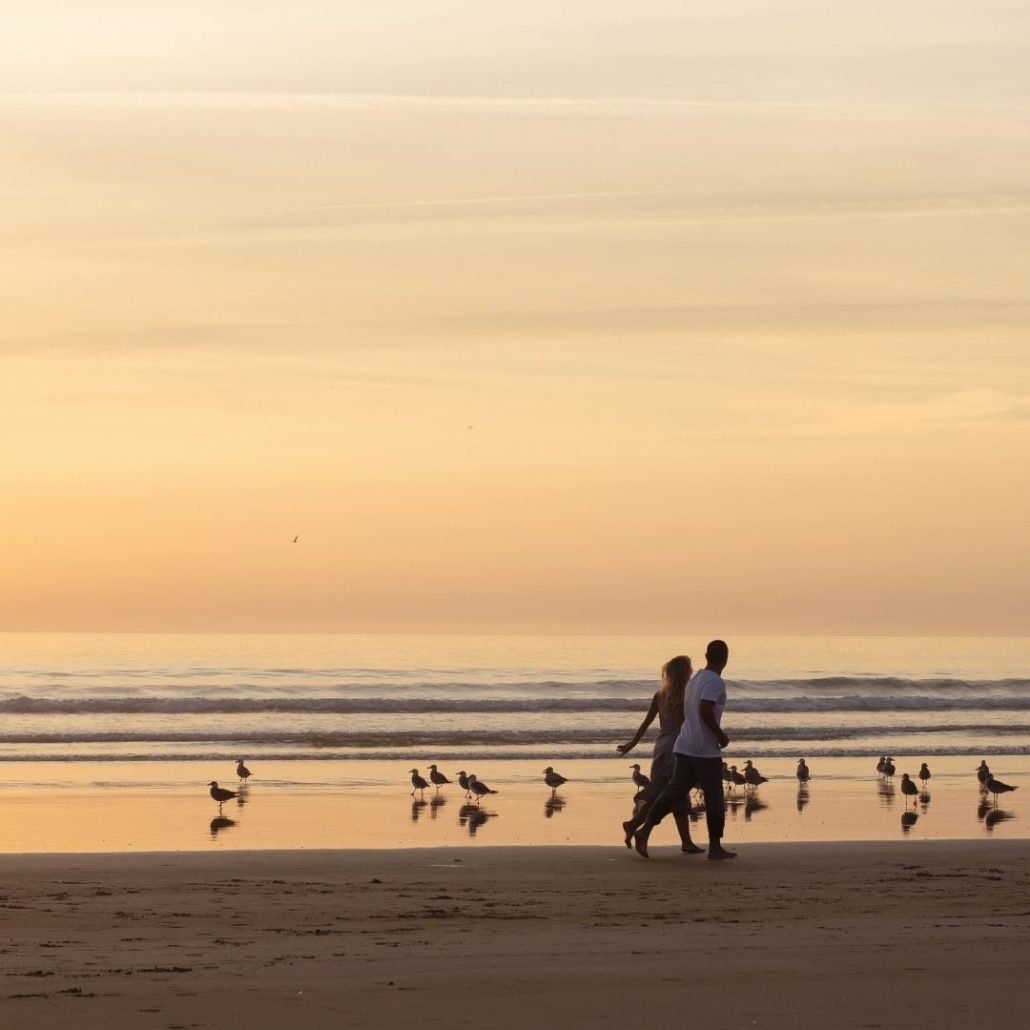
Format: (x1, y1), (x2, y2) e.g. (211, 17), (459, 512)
(1, 2), (1028, 633)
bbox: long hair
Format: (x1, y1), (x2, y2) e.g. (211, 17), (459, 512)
(658, 655), (692, 724)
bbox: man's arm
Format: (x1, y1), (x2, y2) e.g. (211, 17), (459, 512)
(699, 699), (729, 749)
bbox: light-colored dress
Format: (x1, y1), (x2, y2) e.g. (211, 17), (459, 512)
(638, 694), (689, 814)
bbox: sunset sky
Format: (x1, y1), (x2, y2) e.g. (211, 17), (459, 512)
(2, 2), (1028, 633)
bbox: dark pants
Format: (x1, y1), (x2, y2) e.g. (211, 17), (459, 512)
(648, 753), (725, 843)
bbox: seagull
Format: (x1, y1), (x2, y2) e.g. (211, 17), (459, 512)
(918, 763), (931, 786)
(236, 758), (252, 784)
(208, 781), (238, 808)
(900, 773), (919, 806)
(467, 774), (497, 801)
(729, 765), (747, 789)
(985, 775), (1018, 805)
(544, 767), (568, 794)
(428, 764), (451, 790)
(456, 770), (472, 798)
(796, 759), (810, 784)
(629, 764), (650, 790)
(743, 760), (767, 791)
(876, 756), (887, 777)
(883, 757), (896, 780)
(409, 768), (429, 798)
(977, 761), (992, 790)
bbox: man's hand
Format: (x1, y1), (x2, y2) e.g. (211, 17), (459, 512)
(716, 730), (730, 749)
(616, 742), (634, 754)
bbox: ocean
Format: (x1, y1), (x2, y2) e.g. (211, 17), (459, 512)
(1, 633), (1027, 764)
(0, 634), (1026, 850)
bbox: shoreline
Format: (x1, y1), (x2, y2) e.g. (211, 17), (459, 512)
(2, 840), (1027, 1029)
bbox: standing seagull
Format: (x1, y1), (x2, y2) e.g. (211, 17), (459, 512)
(796, 758), (811, 784)
(900, 773), (919, 807)
(236, 758), (252, 784)
(985, 774), (1018, 805)
(456, 770), (472, 798)
(883, 757), (896, 780)
(209, 781), (238, 809)
(428, 765), (451, 790)
(876, 756), (887, 777)
(467, 774), (498, 802)
(918, 763), (931, 787)
(729, 765), (747, 791)
(743, 760), (767, 791)
(977, 761), (992, 791)
(629, 764), (650, 790)
(543, 767), (568, 795)
(409, 768), (429, 799)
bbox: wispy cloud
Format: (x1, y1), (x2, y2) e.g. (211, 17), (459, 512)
(2, 91), (1028, 114)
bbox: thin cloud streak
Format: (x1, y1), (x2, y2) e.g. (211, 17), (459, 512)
(3, 91), (1030, 114)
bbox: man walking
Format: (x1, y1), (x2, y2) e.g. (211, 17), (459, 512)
(632, 639), (736, 860)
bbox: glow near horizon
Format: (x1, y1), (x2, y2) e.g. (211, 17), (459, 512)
(1, 1), (1028, 634)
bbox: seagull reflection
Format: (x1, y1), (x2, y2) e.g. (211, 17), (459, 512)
(430, 794), (447, 819)
(545, 793), (567, 818)
(744, 796), (768, 821)
(919, 789), (931, 811)
(458, 803), (495, 836)
(901, 811), (918, 833)
(236, 785), (249, 809)
(411, 799), (428, 822)
(985, 809), (1015, 831)
(725, 795), (744, 820)
(878, 779), (896, 807)
(977, 799), (992, 821)
(209, 815), (237, 839)
(796, 784), (809, 813)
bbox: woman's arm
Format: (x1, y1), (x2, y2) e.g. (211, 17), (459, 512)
(616, 693), (660, 754)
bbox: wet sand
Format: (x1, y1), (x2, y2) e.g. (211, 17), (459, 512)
(0, 756), (1024, 851)
(1, 841), (1028, 1029)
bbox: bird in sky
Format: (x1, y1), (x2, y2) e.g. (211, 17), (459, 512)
(292, 535), (299, 543)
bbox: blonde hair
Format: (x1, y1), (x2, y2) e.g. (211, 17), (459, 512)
(658, 655), (692, 724)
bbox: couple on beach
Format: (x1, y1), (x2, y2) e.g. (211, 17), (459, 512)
(618, 639), (736, 860)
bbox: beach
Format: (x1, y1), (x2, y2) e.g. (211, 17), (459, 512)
(2, 841), (1028, 1029)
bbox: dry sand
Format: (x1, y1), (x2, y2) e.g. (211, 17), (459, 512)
(1, 841), (1028, 1029)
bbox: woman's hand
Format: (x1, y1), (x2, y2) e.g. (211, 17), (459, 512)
(616, 742), (635, 754)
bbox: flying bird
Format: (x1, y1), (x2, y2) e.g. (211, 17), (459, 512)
(292, 535), (299, 543)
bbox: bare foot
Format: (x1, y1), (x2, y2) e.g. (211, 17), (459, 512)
(633, 832), (650, 859)
(707, 845), (737, 860)
(681, 843), (706, 854)
(622, 821), (635, 849)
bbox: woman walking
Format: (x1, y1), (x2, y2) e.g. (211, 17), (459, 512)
(617, 655), (703, 853)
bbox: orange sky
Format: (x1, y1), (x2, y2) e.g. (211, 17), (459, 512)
(1, 3), (1028, 633)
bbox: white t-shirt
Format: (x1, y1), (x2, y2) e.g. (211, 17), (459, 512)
(673, 668), (726, 758)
